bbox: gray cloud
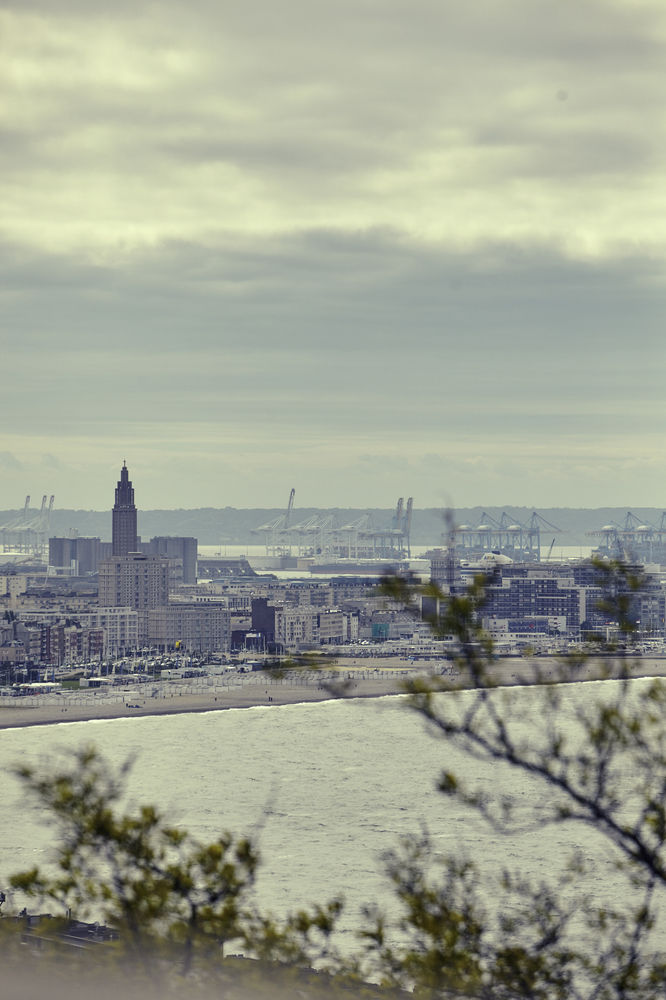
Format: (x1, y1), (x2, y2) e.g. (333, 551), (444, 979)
(2, 233), (663, 440)
(1, 1), (665, 507)
(3, 1), (666, 248)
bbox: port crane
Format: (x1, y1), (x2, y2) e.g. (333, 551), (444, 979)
(252, 488), (297, 555)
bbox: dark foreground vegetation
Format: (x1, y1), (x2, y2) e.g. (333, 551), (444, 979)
(3, 561), (666, 999)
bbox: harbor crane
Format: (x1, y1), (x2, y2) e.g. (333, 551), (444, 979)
(0, 493), (55, 558)
(253, 488), (297, 556)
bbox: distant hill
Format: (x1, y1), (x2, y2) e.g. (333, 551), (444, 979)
(2, 505), (664, 547)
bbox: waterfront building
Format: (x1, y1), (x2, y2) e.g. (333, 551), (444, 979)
(112, 462), (138, 556)
(144, 603), (231, 653)
(274, 605), (319, 648)
(23, 621), (105, 666)
(79, 608), (140, 657)
(317, 608), (346, 644)
(481, 568), (584, 632)
(426, 557), (666, 642)
(251, 597), (351, 651)
(0, 640), (26, 668)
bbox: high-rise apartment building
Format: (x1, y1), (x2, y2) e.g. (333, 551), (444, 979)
(112, 462), (138, 556)
(98, 552), (169, 610)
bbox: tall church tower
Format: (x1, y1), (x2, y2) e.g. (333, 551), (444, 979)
(112, 461), (138, 556)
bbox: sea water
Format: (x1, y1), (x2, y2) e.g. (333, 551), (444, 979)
(0, 682), (653, 949)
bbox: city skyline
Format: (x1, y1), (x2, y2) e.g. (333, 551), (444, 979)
(3, 1), (666, 510)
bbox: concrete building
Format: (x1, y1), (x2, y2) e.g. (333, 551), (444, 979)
(481, 569), (584, 633)
(251, 597), (352, 650)
(144, 603), (231, 653)
(145, 536), (198, 586)
(316, 608), (346, 644)
(0, 575), (28, 607)
(0, 641), (26, 668)
(62, 624), (105, 665)
(426, 558), (666, 642)
(275, 605), (319, 648)
(112, 462), (138, 556)
(22, 621), (105, 666)
(79, 608), (140, 657)
(49, 536), (102, 576)
(251, 597), (277, 645)
(98, 552), (169, 610)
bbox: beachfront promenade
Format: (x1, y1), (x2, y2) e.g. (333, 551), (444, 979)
(2, 656), (666, 731)
(0, 664), (429, 729)
(0, 665), (428, 707)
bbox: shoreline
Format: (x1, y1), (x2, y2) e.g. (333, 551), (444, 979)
(0, 675), (408, 731)
(2, 656), (666, 732)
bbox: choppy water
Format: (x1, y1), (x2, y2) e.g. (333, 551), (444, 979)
(0, 682), (654, 948)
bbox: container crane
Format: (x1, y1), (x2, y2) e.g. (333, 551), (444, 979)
(404, 497), (413, 557)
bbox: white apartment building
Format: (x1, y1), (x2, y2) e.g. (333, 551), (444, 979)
(79, 608), (140, 656)
(274, 606), (319, 648)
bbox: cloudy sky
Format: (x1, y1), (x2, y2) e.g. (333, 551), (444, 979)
(2, 0), (665, 511)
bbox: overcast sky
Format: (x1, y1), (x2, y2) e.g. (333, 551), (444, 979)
(2, 0), (665, 511)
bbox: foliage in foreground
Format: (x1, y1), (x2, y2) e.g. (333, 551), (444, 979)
(5, 745), (353, 996)
(373, 560), (666, 998)
(5, 559), (666, 998)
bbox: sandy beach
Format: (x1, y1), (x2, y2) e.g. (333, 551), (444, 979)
(0, 663), (409, 731)
(1, 656), (666, 731)
(0, 675), (409, 730)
